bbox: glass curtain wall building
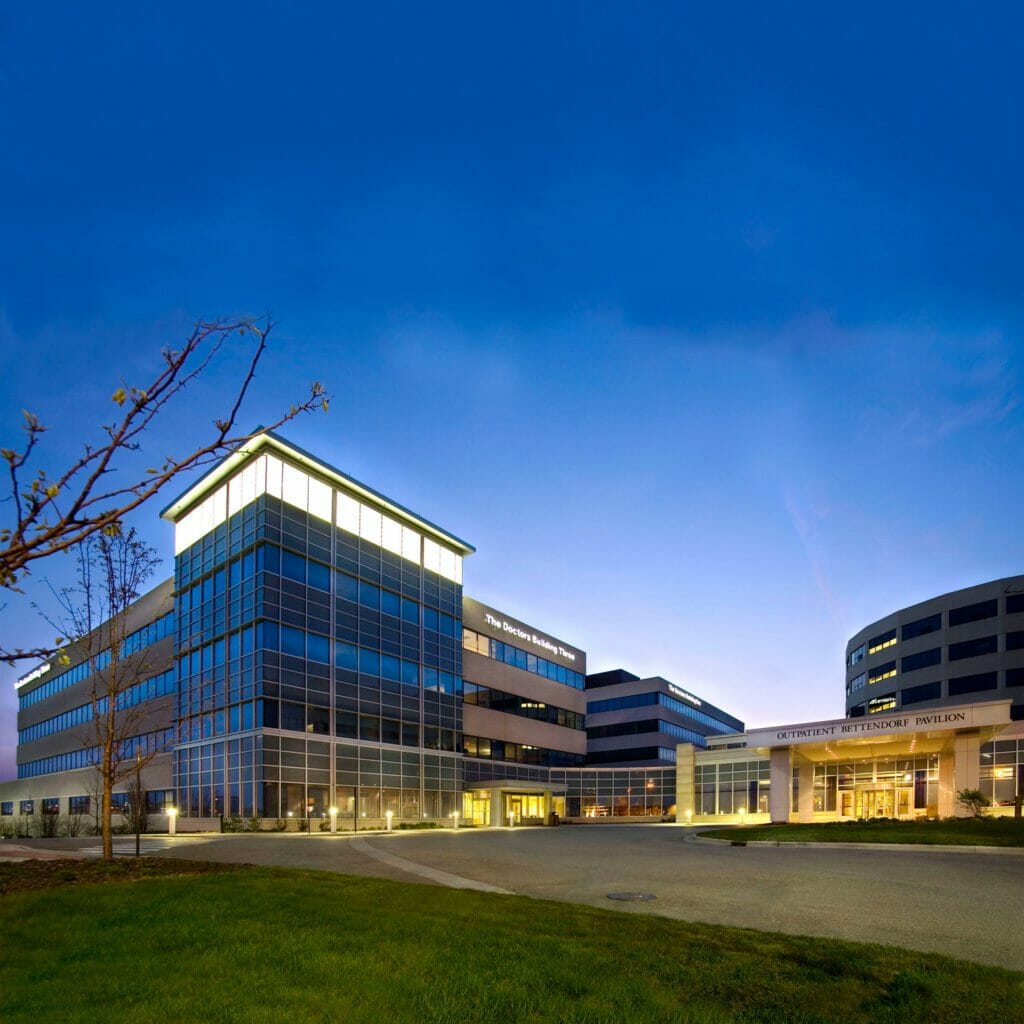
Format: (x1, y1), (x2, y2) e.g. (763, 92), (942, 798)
(164, 432), (474, 825)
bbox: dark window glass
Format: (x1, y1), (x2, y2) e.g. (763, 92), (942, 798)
(281, 550), (305, 583)
(1007, 667), (1024, 687)
(948, 599), (997, 627)
(901, 648), (941, 673)
(1006, 593), (1024, 615)
(867, 693), (896, 714)
(336, 572), (358, 601)
(401, 599), (419, 624)
(307, 560), (331, 592)
(1, 802), (13, 815)
(1006, 631), (1024, 651)
(381, 590), (400, 617)
(902, 613), (942, 641)
(948, 636), (997, 661)
(335, 642), (357, 671)
(307, 633), (329, 664)
(868, 660), (897, 683)
(849, 703), (865, 718)
(948, 671), (997, 696)
(280, 702), (306, 731)
(901, 681), (941, 705)
(868, 628), (896, 651)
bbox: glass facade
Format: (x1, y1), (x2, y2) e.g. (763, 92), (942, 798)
(462, 628), (585, 689)
(171, 452), (467, 822)
(550, 767), (677, 818)
(981, 738), (1024, 809)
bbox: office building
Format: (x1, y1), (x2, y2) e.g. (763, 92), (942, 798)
(585, 669), (742, 766)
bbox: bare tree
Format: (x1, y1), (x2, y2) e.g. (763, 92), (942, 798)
(1, 317), (328, 661)
(44, 527), (169, 860)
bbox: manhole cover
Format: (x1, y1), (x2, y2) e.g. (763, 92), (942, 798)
(606, 892), (656, 902)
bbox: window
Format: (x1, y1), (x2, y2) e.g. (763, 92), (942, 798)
(867, 693), (897, 714)
(1, 802), (13, 815)
(847, 672), (866, 695)
(902, 613), (941, 641)
(1007, 668), (1024, 687)
(948, 671), (997, 697)
(146, 790), (174, 813)
(948, 636), (997, 661)
(42, 798), (60, 815)
(1006, 593), (1024, 615)
(1006, 631), (1024, 651)
(849, 703), (865, 718)
(20, 800), (34, 815)
(901, 681), (941, 706)
(462, 628), (585, 689)
(868, 661), (897, 684)
(948, 599), (997, 627)
(847, 644), (866, 667)
(69, 796), (90, 815)
(901, 648), (941, 673)
(868, 629), (897, 654)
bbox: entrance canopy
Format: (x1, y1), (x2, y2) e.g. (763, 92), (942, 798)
(743, 700), (1011, 760)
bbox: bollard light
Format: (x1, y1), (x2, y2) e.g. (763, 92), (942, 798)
(451, 810), (460, 830)
(386, 810), (394, 832)
(167, 806), (177, 836)
(685, 809), (693, 824)
(329, 806), (338, 834)
(508, 811), (515, 828)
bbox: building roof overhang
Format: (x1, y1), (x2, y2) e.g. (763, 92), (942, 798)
(159, 430), (475, 555)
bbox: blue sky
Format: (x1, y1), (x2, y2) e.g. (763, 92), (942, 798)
(2, 3), (1022, 777)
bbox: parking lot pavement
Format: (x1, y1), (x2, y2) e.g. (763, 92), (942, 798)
(356, 825), (1024, 971)
(28, 824), (1017, 970)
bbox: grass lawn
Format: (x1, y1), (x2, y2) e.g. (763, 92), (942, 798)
(697, 817), (1024, 847)
(1, 861), (1022, 1023)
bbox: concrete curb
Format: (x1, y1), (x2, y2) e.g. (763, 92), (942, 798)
(694, 835), (1024, 855)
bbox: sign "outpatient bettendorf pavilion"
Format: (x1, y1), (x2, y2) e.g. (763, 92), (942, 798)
(744, 702), (1010, 749)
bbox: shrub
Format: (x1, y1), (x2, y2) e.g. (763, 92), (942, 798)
(63, 814), (86, 838)
(222, 817), (245, 833)
(956, 789), (990, 818)
(271, 819), (287, 832)
(245, 816), (263, 832)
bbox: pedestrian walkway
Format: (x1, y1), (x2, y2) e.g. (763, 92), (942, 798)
(79, 836), (222, 858)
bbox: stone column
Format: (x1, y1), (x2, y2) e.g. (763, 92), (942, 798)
(797, 757), (815, 823)
(951, 731), (982, 817)
(937, 747), (955, 817)
(676, 743), (696, 822)
(769, 747), (793, 823)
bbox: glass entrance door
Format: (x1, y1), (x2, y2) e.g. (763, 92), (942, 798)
(855, 787), (895, 818)
(464, 794), (490, 827)
(504, 794), (546, 823)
